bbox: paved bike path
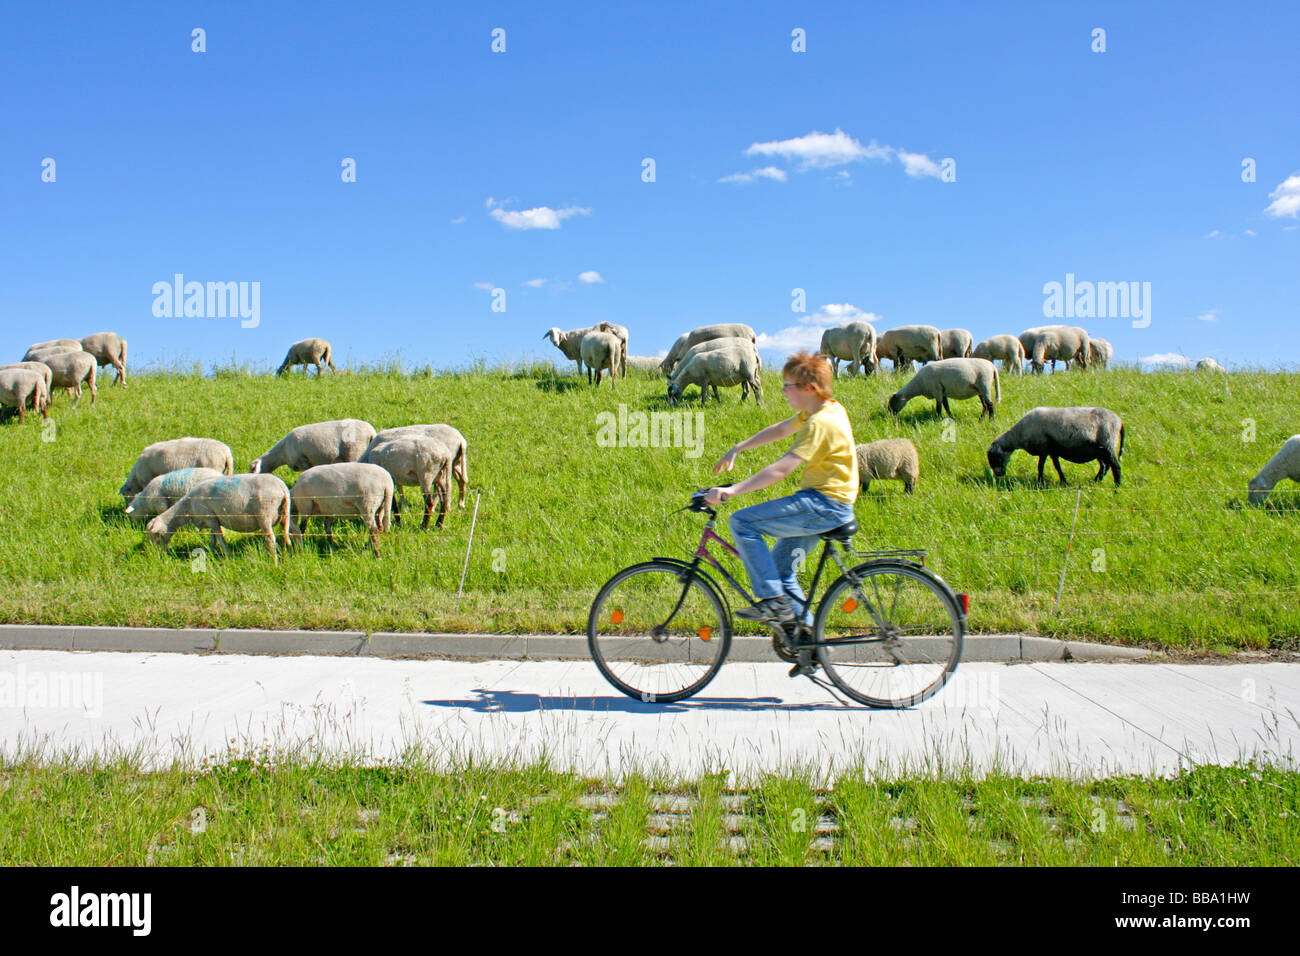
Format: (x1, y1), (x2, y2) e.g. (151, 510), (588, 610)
(2, 649), (1295, 779)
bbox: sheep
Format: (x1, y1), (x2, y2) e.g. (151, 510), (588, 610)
(1197, 357), (1226, 372)
(675, 337), (762, 400)
(580, 330), (621, 387)
(939, 328), (974, 359)
(986, 406), (1125, 486)
(887, 358), (1000, 420)
(1088, 338), (1113, 369)
(249, 419), (377, 474)
(856, 439), (919, 494)
(124, 467), (225, 523)
(625, 355), (664, 374)
(659, 323), (757, 375)
(276, 338), (337, 376)
(360, 435), (451, 529)
(667, 344), (762, 406)
(41, 350), (98, 408)
(27, 338), (82, 352)
(0, 368), (49, 424)
(119, 437), (235, 499)
(79, 332), (128, 387)
(877, 325), (942, 372)
(594, 321), (629, 377)
(1019, 326), (1090, 373)
(819, 321), (878, 377)
(1247, 435), (1300, 506)
(23, 345), (81, 364)
(973, 335), (1027, 375)
(146, 474), (291, 561)
(367, 425), (468, 508)
(0, 362), (54, 394)
(288, 462), (394, 554)
(542, 326), (596, 374)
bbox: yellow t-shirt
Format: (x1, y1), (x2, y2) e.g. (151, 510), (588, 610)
(787, 399), (859, 505)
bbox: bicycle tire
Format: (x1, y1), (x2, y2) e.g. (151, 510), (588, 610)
(587, 560), (731, 703)
(813, 561), (963, 708)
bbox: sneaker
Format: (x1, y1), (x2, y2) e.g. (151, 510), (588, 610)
(735, 595), (797, 624)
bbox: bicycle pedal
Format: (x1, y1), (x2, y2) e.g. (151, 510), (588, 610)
(788, 661), (817, 678)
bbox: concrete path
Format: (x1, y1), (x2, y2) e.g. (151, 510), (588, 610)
(2, 650), (1296, 780)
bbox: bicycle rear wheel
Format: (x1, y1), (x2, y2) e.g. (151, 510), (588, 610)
(587, 561), (731, 703)
(814, 562), (963, 708)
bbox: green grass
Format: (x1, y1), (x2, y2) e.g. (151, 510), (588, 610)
(2, 751), (1294, 865)
(1, 360), (1297, 650)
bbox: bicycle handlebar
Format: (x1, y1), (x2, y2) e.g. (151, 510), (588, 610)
(689, 483), (734, 513)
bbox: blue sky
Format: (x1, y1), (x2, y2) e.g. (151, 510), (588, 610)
(3, 1), (1297, 371)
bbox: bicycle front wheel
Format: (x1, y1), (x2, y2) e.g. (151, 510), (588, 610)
(814, 562), (963, 708)
(587, 561), (730, 703)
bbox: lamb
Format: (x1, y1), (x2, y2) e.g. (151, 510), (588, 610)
(79, 332), (128, 387)
(877, 325), (942, 372)
(625, 355), (664, 374)
(146, 474), (292, 561)
(594, 321), (629, 377)
(1247, 435), (1300, 506)
(856, 439), (919, 494)
(542, 326), (596, 374)
(41, 351), (98, 408)
(973, 335), (1027, 374)
(288, 462), (394, 554)
(0, 368), (49, 424)
(1088, 338), (1113, 369)
(819, 322), (878, 377)
(667, 344), (762, 406)
(1020, 326), (1090, 373)
(367, 424), (468, 508)
(119, 437), (235, 499)
(676, 338), (762, 400)
(887, 358), (1000, 420)
(276, 338), (337, 376)
(124, 467), (225, 523)
(249, 419), (377, 474)
(360, 435), (451, 529)
(939, 328), (974, 359)
(580, 330), (621, 387)
(1196, 357), (1226, 372)
(0, 362), (54, 394)
(659, 323), (757, 375)
(986, 406), (1125, 486)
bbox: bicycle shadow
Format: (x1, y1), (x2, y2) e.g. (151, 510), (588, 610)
(422, 688), (863, 713)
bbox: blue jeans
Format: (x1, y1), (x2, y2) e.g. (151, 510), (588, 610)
(728, 489), (857, 624)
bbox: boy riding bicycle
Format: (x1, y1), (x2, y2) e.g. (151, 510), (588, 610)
(702, 350), (858, 631)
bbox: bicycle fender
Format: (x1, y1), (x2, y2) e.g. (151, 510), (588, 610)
(650, 557), (734, 624)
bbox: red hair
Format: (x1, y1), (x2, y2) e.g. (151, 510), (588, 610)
(782, 351), (832, 400)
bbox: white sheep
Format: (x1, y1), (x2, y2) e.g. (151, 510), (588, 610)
(819, 321), (878, 376)
(250, 419), (377, 474)
(1088, 338), (1114, 369)
(27, 338), (82, 352)
(887, 358), (1000, 419)
(667, 344), (762, 406)
(675, 338), (762, 400)
(361, 435), (452, 530)
(1196, 357), (1226, 372)
(1020, 326), (1090, 373)
(939, 328), (974, 359)
(624, 355), (664, 374)
(41, 351), (98, 408)
(367, 425), (468, 508)
(987, 406), (1125, 485)
(594, 321), (629, 377)
(0, 362), (54, 394)
(146, 474), (292, 561)
(79, 332), (128, 387)
(877, 325), (942, 372)
(124, 467), (225, 523)
(580, 330), (621, 387)
(119, 437), (235, 499)
(1248, 435), (1300, 506)
(542, 326), (595, 374)
(288, 462), (394, 553)
(0, 368), (49, 424)
(972, 335), (1027, 375)
(659, 323), (757, 375)
(23, 345), (81, 365)
(276, 338), (337, 376)
(856, 439), (919, 494)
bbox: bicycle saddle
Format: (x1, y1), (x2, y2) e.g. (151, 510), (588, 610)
(819, 520), (857, 541)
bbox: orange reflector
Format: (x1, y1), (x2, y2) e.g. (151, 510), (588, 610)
(841, 598), (858, 613)
(958, 593), (970, 614)
(698, 626), (712, 641)
(610, 608), (624, 624)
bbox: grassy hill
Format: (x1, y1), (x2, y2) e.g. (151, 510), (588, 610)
(1, 360), (1296, 651)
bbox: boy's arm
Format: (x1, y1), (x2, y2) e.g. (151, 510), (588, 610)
(720, 452), (804, 498)
(713, 415), (801, 473)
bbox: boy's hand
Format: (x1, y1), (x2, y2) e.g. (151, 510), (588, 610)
(713, 446), (738, 474)
(703, 487), (729, 506)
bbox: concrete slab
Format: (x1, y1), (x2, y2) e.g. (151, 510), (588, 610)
(73, 626), (216, 653)
(0, 625), (74, 650)
(216, 630), (366, 656)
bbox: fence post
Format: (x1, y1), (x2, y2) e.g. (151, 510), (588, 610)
(457, 490), (482, 599)
(1053, 488), (1082, 614)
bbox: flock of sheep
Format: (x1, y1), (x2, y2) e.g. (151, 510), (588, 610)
(0, 332), (128, 422)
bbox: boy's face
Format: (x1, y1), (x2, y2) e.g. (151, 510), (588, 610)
(783, 379), (821, 412)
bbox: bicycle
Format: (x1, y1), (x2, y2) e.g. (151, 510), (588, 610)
(587, 488), (967, 707)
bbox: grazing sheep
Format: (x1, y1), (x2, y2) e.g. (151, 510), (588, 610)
(625, 355), (664, 374)
(542, 326), (596, 374)
(676, 338), (762, 400)
(939, 328), (974, 359)
(594, 321), (629, 377)
(367, 425), (468, 508)
(79, 332), (128, 387)
(887, 358), (1000, 420)
(41, 351), (97, 408)
(23, 345), (81, 364)
(361, 435), (451, 530)
(1247, 435), (1300, 506)
(276, 338), (337, 376)
(250, 419), (377, 474)
(0, 362), (54, 394)
(27, 338), (82, 353)
(1088, 338), (1113, 369)
(877, 325), (942, 372)
(146, 474), (291, 561)
(119, 437), (235, 499)
(1020, 326), (1090, 373)
(820, 321), (879, 377)
(1196, 357), (1226, 372)
(580, 330), (621, 387)
(288, 462), (394, 554)
(987, 406), (1125, 485)
(659, 323), (757, 375)
(124, 467), (225, 523)
(667, 344), (762, 406)
(0, 368), (49, 424)
(856, 439), (920, 494)
(973, 335), (1027, 375)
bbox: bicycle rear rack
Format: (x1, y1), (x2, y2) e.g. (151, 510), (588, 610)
(851, 548), (927, 565)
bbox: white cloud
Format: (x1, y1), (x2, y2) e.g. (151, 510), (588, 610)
(1139, 353), (1192, 368)
(522, 278), (548, 288)
(1197, 309), (1220, 322)
(756, 304), (884, 354)
(578, 270), (604, 284)
(450, 216), (467, 225)
(1244, 229), (1257, 236)
(489, 204), (591, 230)
(719, 166), (789, 184)
(472, 281), (495, 291)
(896, 150), (943, 178)
(739, 128), (943, 182)
(1264, 173), (1300, 218)
(1205, 229), (1221, 238)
